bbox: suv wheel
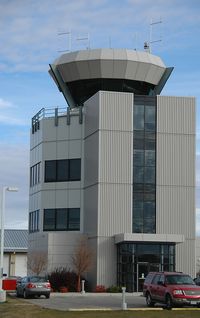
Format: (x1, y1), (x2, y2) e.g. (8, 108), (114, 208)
(146, 292), (155, 307)
(165, 294), (173, 309)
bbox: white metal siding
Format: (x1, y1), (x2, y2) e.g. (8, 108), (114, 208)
(157, 96), (196, 277)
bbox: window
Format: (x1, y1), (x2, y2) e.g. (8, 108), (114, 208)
(44, 159), (81, 182)
(43, 208), (80, 231)
(30, 162), (41, 187)
(29, 210), (39, 233)
(133, 97), (156, 234)
(134, 105), (144, 130)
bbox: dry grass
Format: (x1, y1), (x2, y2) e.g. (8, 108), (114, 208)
(1, 295), (200, 318)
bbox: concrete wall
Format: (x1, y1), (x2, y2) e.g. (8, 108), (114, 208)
(29, 112), (84, 274)
(157, 96), (196, 277)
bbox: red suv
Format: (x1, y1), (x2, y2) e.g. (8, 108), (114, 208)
(143, 272), (200, 308)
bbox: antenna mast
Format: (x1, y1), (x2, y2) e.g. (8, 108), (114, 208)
(76, 33), (90, 49)
(149, 18), (162, 53)
(58, 30), (71, 53)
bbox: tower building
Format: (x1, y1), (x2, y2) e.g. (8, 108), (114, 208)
(29, 49), (196, 291)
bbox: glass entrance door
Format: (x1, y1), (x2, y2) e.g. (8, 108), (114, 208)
(137, 262), (149, 292)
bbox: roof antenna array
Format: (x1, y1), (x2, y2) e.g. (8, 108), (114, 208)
(58, 30), (71, 53)
(76, 33), (90, 50)
(144, 18), (162, 53)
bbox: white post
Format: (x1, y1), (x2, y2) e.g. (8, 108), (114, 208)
(0, 187), (6, 290)
(122, 287), (127, 310)
(0, 187), (18, 293)
(81, 280), (85, 294)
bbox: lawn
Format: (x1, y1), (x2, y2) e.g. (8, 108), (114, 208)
(1, 296), (200, 318)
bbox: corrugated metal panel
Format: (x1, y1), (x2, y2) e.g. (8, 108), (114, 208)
(97, 91), (133, 236)
(156, 95), (196, 278)
(97, 236), (116, 287)
(84, 92), (100, 138)
(157, 134), (195, 186)
(99, 131), (133, 184)
(176, 239), (196, 278)
(98, 184), (132, 236)
(99, 91), (133, 132)
(2, 230), (28, 252)
(156, 186), (195, 238)
(157, 96), (196, 134)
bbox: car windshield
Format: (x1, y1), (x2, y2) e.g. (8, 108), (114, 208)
(165, 275), (195, 285)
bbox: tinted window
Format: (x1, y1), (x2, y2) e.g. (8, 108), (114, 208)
(45, 161), (56, 182)
(43, 209), (55, 230)
(144, 273), (155, 284)
(45, 159), (81, 182)
(69, 159), (81, 181)
(134, 105), (144, 130)
(165, 275), (195, 285)
(57, 160), (68, 181)
(43, 208), (80, 231)
(152, 274), (161, 284)
(56, 208), (68, 230)
(68, 208), (80, 230)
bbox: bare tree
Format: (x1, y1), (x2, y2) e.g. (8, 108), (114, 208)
(27, 251), (48, 275)
(71, 238), (93, 292)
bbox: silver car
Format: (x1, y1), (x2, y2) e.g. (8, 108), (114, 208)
(16, 276), (51, 299)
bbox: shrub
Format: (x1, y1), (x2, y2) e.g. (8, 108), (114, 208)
(48, 267), (78, 292)
(94, 285), (106, 293)
(106, 285), (122, 293)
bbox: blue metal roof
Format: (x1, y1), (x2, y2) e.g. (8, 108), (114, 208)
(0, 229), (28, 252)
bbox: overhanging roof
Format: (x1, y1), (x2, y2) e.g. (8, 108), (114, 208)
(115, 233), (184, 244)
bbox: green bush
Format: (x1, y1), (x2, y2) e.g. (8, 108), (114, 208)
(106, 285), (122, 293)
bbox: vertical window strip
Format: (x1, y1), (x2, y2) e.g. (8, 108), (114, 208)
(133, 97), (156, 234)
(29, 210), (40, 233)
(30, 162), (41, 187)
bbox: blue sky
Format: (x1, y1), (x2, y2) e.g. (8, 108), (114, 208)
(0, 0), (199, 231)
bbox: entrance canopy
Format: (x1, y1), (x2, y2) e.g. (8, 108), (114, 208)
(115, 233), (184, 244)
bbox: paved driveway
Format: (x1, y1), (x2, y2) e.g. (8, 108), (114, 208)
(21, 292), (146, 311)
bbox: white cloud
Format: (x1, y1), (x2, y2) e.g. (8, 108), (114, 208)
(0, 0), (199, 72)
(0, 98), (13, 109)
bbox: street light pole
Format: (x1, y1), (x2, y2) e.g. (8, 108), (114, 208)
(0, 186), (18, 290)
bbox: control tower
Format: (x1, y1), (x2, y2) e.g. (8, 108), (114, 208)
(29, 49), (195, 292)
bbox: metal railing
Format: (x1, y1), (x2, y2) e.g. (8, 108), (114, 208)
(31, 106), (82, 134)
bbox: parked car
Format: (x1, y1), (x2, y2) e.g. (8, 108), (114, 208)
(143, 271), (200, 308)
(16, 276), (51, 299)
(194, 277), (200, 286)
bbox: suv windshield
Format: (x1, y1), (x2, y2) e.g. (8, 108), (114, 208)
(165, 275), (195, 285)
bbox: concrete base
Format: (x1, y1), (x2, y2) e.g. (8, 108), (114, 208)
(0, 289), (6, 303)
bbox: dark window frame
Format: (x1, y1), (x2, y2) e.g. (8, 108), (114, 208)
(29, 210), (40, 233)
(44, 159), (81, 183)
(43, 208), (80, 231)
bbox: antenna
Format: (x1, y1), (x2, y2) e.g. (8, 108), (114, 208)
(76, 33), (90, 49)
(133, 32), (139, 50)
(57, 29), (71, 53)
(144, 18), (162, 53)
(149, 18), (162, 53)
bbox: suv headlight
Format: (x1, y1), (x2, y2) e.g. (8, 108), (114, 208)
(173, 290), (184, 295)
